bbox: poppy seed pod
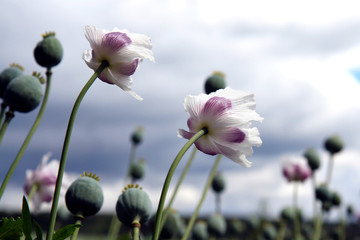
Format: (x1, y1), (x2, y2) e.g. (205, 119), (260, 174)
(192, 221), (209, 240)
(207, 213), (227, 237)
(65, 173), (104, 218)
(315, 185), (331, 203)
(211, 173), (226, 193)
(0, 64), (24, 98)
(131, 127), (144, 145)
(303, 148), (320, 172)
(204, 71), (226, 94)
(116, 184), (152, 227)
(331, 191), (341, 207)
(130, 160), (146, 181)
(324, 135), (344, 155)
(3, 74), (44, 113)
(34, 32), (63, 68)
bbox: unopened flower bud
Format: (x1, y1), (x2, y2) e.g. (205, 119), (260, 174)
(3, 73), (44, 113)
(204, 71), (226, 94)
(207, 213), (226, 237)
(303, 148), (320, 172)
(34, 32), (63, 68)
(211, 172), (226, 193)
(116, 184), (152, 227)
(0, 64), (24, 98)
(324, 135), (343, 155)
(65, 172), (104, 218)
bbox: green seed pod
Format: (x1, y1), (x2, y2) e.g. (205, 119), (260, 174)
(204, 71), (226, 94)
(303, 148), (320, 172)
(131, 126), (144, 145)
(116, 184), (152, 227)
(324, 135), (344, 155)
(262, 223), (277, 240)
(34, 32), (63, 68)
(346, 205), (354, 216)
(65, 173), (103, 218)
(148, 209), (185, 239)
(3, 74), (44, 113)
(130, 159), (146, 181)
(331, 191), (341, 207)
(280, 207), (302, 223)
(0, 64), (24, 98)
(211, 172), (226, 194)
(207, 213), (227, 237)
(192, 221), (209, 240)
(228, 219), (245, 235)
(315, 185), (331, 203)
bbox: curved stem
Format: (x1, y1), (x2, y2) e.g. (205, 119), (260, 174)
(152, 129), (207, 240)
(46, 61), (108, 240)
(0, 70), (52, 199)
(160, 147), (197, 230)
(70, 218), (83, 240)
(181, 154), (222, 240)
(0, 102), (7, 126)
(0, 110), (14, 145)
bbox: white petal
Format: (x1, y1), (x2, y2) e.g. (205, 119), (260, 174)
(84, 26), (104, 53)
(106, 69), (143, 100)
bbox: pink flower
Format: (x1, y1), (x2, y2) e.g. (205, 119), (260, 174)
(24, 152), (68, 211)
(282, 157), (311, 182)
(83, 26), (155, 100)
(178, 87), (263, 167)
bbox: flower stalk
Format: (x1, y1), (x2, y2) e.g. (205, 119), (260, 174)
(181, 154), (222, 240)
(159, 147), (197, 230)
(152, 128), (207, 240)
(0, 110), (14, 144)
(46, 61), (108, 240)
(0, 70), (52, 199)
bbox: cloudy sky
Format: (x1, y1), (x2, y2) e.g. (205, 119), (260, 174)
(1, 0), (360, 221)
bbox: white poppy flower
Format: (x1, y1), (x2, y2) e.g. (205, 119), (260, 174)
(83, 26), (155, 100)
(178, 87), (263, 167)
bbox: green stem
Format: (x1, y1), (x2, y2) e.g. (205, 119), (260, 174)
(0, 102), (7, 126)
(152, 129), (207, 240)
(70, 218), (83, 240)
(293, 182), (301, 239)
(276, 219), (286, 240)
(325, 154), (334, 187)
(0, 70), (52, 199)
(159, 147), (197, 230)
(181, 154), (222, 240)
(313, 210), (323, 240)
(27, 183), (39, 203)
(107, 143), (138, 240)
(46, 61), (108, 240)
(0, 110), (14, 145)
(132, 220), (141, 240)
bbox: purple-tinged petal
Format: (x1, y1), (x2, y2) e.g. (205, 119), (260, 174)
(194, 137), (220, 155)
(111, 59), (139, 76)
(201, 97), (232, 118)
(102, 32), (131, 52)
(219, 127), (246, 144)
(178, 129), (194, 140)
